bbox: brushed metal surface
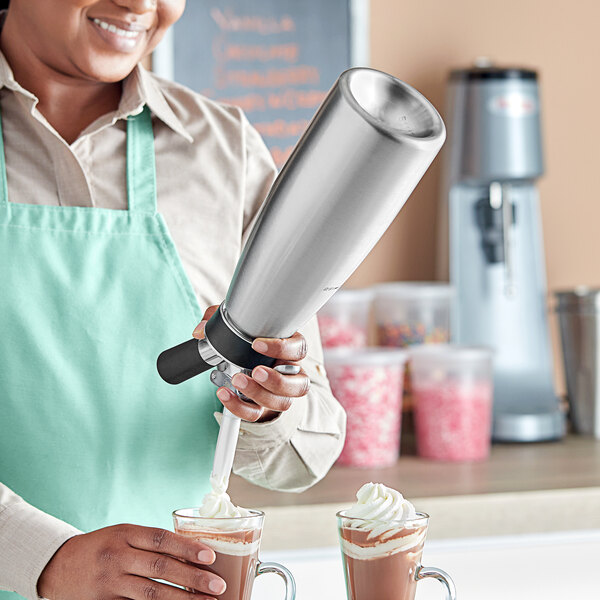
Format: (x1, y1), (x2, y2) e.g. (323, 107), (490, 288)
(556, 289), (600, 438)
(225, 67), (445, 339)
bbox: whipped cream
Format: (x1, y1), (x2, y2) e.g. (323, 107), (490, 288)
(340, 529), (426, 561)
(346, 483), (417, 525)
(178, 530), (260, 557)
(198, 475), (252, 519)
(343, 482), (419, 544)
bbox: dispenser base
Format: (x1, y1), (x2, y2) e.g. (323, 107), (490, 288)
(492, 409), (566, 442)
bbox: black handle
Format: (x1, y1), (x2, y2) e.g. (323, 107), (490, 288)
(157, 338), (212, 385)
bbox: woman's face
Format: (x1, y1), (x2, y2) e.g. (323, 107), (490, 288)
(10, 0), (186, 82)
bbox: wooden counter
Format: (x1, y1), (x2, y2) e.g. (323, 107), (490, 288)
(228, 436), (600, 550)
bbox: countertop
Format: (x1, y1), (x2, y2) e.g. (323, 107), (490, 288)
(228, 436), (600, 550)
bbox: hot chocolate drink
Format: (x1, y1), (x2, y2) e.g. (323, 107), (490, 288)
(339, 518), (427, 600)
(173, 477), (295, 600)
(337, 483), (453, 600)
(175, 520), (261, 600)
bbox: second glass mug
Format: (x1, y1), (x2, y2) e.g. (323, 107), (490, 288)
(337, 511), (456, 600)
(172, 508), (295, 600)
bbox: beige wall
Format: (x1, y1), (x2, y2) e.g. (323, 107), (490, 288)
(346, 0), (600, 390)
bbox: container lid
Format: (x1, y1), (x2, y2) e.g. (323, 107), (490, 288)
(323, 288), (374, 305)
(323, 347), (408, 367)
(373, 281), (454, 301)
(450, 67), (537, 82)
(555, 286), (600, 312)
(408, 344), (492, 366)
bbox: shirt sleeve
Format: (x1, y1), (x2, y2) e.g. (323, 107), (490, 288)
(0, 482), (81, 600)
(224, 315), (346, 492)
(217, 117), (346, 493)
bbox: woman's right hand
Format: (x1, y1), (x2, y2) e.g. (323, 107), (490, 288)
(37, 524), (226, 600)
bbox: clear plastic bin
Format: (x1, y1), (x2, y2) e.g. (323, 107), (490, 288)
(373, 282), (453, 348)
(409, 344), (493, 461)
(324, 347), (407, 467)
(317, 288), (373, 349)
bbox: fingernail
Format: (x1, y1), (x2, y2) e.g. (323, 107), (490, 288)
(232, 374), (247, 389)
(216, 388), (230, 402)
(197, 549), (214, 563)
(209, 579), (226, 594)
(193, 321), (207, 338)
(252, 340), (268, 353)
(253, 367), (268, 383)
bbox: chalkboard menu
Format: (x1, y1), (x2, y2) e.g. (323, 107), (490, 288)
(169, 1), (353, 167)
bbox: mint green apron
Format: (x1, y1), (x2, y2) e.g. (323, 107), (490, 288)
(0, 106), (220, 597)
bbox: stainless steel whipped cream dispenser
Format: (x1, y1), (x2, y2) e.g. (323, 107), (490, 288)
(443, 64), (564, 441)
(157, 68), (445, 486)
(158, 67), (445, 385)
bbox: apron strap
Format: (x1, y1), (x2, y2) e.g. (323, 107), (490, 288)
(0, 107), (9, 208)
(126, 105), (157, 215)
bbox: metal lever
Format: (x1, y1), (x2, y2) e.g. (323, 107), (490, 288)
(489, 181), (516, 298)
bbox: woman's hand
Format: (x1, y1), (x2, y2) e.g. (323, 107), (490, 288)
(193, 306), (311, 422)
(37, 525), (226, 600)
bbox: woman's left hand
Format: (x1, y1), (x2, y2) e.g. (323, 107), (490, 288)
(193, 306), (311, 422)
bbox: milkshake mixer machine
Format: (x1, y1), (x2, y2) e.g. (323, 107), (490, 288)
(157, 67), (446, 486)
(443, 64), (564, 441)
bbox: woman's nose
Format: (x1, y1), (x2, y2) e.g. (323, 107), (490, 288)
(112, 0), (157, 15)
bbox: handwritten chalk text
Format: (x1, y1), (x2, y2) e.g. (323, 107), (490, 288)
(211, 8), (295, 35)
(216, 66), (319, 89)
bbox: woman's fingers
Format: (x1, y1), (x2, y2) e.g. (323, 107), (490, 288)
(122, 575), (219, 600)
(216, 388), (265, 422)
(192, 305), (219, 339)
(252, 331), (307, 361)
(216, 366), (310, 417)
(126, 526), (215, 565)
(202, 305), (219, 322)
(127, 550), (226, 596)
(232, 368), (309, 407)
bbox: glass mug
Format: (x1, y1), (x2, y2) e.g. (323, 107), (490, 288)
(173, 508), (296, 600)
(337, 511), (456, 600)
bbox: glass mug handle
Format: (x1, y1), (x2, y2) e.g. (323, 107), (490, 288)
(416, 565), (457, 599)
(256, 561), (297, 600)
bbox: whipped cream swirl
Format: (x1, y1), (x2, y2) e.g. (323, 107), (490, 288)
(344, 482), (417, 540)
(198, 475), (252, 519)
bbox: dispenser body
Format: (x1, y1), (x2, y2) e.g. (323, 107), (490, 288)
(226, 68), (446, 340)
(445, 67), (564, 441)
(158, 68), (445, 384)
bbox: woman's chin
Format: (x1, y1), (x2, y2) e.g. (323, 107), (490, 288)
(75, 56), (141, 84)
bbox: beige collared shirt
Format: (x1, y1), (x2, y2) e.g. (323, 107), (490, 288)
(0, 51), (345, 599)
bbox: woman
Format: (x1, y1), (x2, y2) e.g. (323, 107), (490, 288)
(0, 1), (345, 600)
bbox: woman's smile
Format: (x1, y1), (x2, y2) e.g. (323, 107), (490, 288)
(89, 16), (148, 53)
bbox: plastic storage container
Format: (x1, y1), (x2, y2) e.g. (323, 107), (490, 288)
(373, 282), (453, 347)
(410, 345), (493, 461)
(317, 288), (373, 349)
(324, 347), (407, 467)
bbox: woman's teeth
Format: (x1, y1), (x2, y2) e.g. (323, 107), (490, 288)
(92, 18), (141, 39)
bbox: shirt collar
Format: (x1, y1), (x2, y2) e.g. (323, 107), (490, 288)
(121, 65), (193, 143)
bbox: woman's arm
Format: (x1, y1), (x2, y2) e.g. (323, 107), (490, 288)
(0, 482), (226, 600)
(0, 482), (80, 599)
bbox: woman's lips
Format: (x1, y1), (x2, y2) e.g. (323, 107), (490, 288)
(89, 17), (148, 53)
